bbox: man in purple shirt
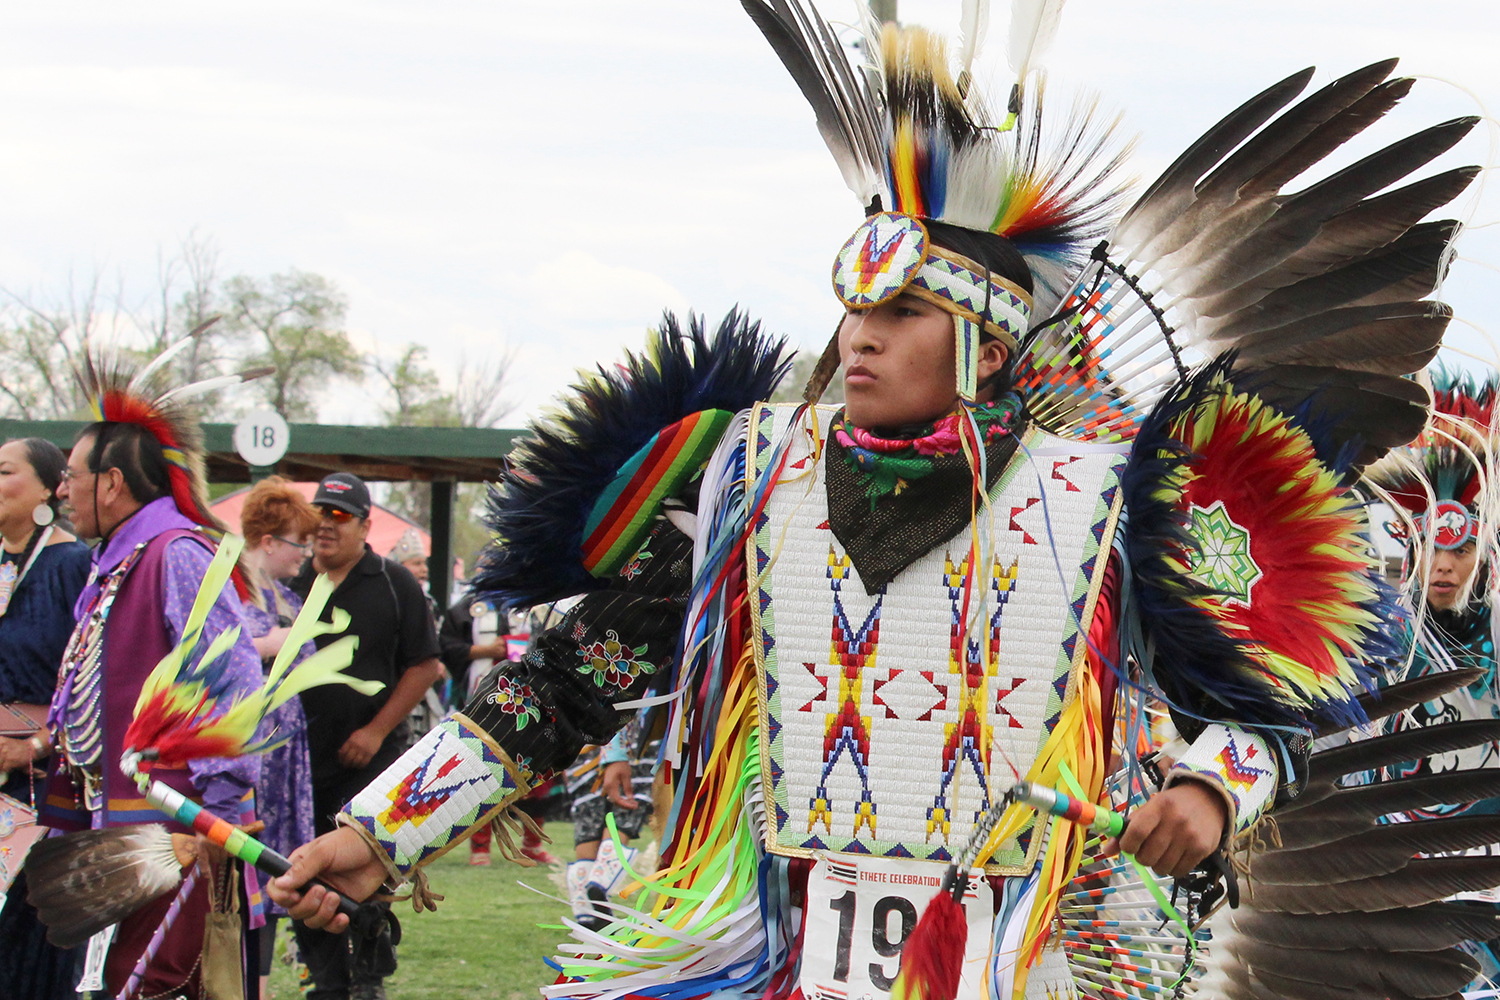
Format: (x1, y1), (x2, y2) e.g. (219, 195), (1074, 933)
(40, 418), (263, 998)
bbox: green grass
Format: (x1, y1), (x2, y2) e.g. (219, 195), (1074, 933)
(266, 821), (580, 1000)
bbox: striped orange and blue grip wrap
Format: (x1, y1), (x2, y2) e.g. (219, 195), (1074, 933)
(1012, 779), (1125, 838)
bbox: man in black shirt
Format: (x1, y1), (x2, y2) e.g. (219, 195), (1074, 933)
(291, 473), (444, 1000)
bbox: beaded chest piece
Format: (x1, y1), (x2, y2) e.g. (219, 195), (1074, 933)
(746, 404), (1124, 874)
(51, 545), (146, 810)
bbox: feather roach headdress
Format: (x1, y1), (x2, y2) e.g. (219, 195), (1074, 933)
(1368, 366), (1497, 542)
(74, 319), (272, 531)
(744, 0), (1130, 402)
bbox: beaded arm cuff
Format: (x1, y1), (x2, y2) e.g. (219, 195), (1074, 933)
(341, 714), (534, 877)
(1164, 723), (1278, 846)
(341, 520), (694, 877)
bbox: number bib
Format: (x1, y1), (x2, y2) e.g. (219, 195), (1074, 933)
(802, 855), (996, 1000)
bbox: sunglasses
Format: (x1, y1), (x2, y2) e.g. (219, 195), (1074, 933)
(316, 505), (358, 524)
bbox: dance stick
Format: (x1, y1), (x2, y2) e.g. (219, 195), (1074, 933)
(116, 868), (198, 1000)
(1010, 779), (1126, 837)
(139, 777), (379, 931)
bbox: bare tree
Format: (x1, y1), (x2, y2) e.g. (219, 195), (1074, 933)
(453, 349), (517, 428)
(373, 342), (516, 572)
(0, 268), (123, 419)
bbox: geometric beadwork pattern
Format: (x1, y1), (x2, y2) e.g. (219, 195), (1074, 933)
(1167, 723), (1277, 833)
(344, 715), (525, 875)
(1185, 500), (1262, 607)
(912, 253), (1030, 347)
(927, 553), (1020, 842)
(807, 549), (884, 837)
(748, 403), (1126, 875)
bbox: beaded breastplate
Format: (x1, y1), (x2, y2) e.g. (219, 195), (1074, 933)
(745, 404), (1124, 874)
(52, 544), (145, 810)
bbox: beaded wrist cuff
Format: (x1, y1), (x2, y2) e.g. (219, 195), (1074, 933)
(1165, 723), (1278, 841)
(342, 714), (532, 876)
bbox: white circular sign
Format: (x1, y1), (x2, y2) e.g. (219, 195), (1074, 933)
(234, 408), (290, 467)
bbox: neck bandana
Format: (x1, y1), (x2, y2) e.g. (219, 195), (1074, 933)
(826, 394), (1025, 593)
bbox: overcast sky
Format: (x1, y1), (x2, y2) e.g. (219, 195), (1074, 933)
(1, 0), (1495, 423)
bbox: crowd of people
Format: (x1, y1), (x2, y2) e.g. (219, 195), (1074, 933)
(0, 443), (658, 1000)
(3, 3), (1500, 1000)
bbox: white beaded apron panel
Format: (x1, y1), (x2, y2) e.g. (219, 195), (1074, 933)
(747, 403), (1126, 875)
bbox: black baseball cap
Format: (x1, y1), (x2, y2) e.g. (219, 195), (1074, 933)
(313, 472), (371, 519)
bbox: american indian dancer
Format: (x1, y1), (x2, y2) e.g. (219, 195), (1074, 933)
(270, 2), (1500, 998)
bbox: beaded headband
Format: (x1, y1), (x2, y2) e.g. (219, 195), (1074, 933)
(831, 212), (1032, 401)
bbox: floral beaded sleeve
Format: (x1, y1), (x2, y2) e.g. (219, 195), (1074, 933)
(342, 520), (692, 876)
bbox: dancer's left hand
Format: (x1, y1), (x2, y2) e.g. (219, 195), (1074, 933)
(1103, 781), (1227, 878)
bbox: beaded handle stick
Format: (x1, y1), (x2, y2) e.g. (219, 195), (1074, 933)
(135, 776), (378, 933)
(1010, 779), (1126, 838)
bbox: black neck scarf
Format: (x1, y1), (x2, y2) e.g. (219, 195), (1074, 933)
(824, 395), (1026, 594)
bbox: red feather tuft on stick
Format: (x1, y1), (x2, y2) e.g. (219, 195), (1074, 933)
(889, 868), (969, 1000)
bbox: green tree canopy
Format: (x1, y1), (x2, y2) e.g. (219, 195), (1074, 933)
(223, 269), (363, 421)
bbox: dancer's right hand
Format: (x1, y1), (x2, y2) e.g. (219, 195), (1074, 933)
(269, 827), (387, 932)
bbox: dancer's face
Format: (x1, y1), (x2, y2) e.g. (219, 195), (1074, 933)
(837, 294), (1007, 430)
(1423, 540), (1479, 611)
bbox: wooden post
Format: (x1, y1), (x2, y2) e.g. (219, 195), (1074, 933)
(429, 480), (455, 611)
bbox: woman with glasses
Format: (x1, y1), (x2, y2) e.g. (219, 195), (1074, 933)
(239, 475), (320, 998)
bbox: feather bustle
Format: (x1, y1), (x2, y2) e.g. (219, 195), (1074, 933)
(473, 310), (791, 611)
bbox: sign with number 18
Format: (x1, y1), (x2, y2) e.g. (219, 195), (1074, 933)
(233, 408), (290, 467)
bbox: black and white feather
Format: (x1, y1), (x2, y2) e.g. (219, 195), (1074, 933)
(1021, 60), (1480, 465)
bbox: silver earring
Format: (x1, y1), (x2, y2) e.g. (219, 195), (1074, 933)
(32, 503), (55, 526)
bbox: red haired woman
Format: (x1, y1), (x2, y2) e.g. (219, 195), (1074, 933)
(239, 476), (319, 996)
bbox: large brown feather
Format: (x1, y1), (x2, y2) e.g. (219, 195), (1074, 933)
(1251, 856), (1500, 914)
(1237, 942), (1477, 998)
(25, 825), (184, 948)
(1253, 814), (1500, 884)
(1331, 668), (1487, 735)
(1230, 904), (1500, 952)
(1307, 718), (1500, 786)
